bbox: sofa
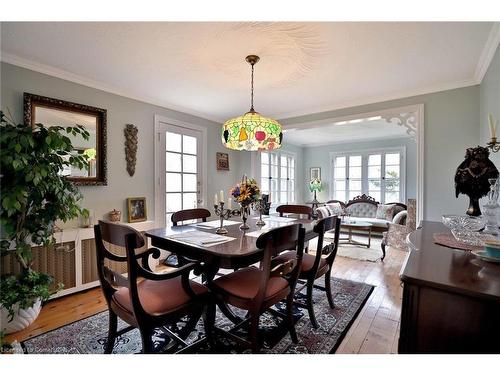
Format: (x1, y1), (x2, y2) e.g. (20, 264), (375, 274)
(316, 194), (408, 233)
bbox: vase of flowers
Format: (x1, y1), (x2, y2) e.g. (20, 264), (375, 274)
(230, 176), (260, 230)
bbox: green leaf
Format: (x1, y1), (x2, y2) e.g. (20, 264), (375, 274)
(15, 144), (21, 153)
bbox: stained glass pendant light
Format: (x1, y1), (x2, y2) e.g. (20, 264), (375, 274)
(222, 55), (283, 151)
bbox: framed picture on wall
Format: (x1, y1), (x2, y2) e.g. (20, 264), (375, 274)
(310, 167), (321, 180)
(127, 197), (147, 223)
(216, 152), (229, 171)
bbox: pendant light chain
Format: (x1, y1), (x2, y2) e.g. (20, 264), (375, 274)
(221, 54), (282, 151)
(250, 63), (255, 112)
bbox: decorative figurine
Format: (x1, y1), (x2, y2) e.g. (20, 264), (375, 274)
(455, 146), (499, 216)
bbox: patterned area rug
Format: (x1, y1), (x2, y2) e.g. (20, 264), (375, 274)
(21, 278), (373, 354)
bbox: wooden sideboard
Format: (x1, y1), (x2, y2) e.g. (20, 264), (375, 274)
(399, 221), (500, 353)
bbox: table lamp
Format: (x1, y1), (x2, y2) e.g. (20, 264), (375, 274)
(309, 178), (322, 203)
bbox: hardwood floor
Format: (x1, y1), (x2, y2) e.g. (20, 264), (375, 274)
(5, 242), (407, 353)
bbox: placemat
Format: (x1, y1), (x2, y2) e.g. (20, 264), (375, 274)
(433, 232), (483, 252)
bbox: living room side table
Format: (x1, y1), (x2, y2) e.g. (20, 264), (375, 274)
(339, 220), (373, 248)
(305, 200), (324, 219)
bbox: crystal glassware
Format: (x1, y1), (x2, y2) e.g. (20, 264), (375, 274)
(483, 178), (499, 235)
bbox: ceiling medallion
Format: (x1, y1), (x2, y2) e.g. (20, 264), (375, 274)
(222, 55), (283, 151)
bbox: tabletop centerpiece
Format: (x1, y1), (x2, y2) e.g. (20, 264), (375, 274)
(230, 176), (260, 230)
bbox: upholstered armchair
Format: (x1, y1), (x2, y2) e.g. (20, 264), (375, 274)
(380, 199), (417, 260)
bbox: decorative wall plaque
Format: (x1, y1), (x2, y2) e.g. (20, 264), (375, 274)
(124, 124), (138, 177)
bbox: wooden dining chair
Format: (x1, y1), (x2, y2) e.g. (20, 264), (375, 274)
(276, 204), (313, 219)
(272, 216), (341, 328)
(208, 224), (305, 353)
(171, 208), (211, 226)
(94, 220), (215, 353)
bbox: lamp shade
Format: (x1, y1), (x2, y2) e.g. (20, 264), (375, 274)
(309, 178), (322, 192)
(222, 111), (283, 151)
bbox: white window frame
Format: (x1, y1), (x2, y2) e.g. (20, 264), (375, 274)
(257, 150), (297, 206)
(329, 146), (406, 203)
(154, 115), (208, 227)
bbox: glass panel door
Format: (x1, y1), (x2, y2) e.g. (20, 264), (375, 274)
(158, 123), (204, 226)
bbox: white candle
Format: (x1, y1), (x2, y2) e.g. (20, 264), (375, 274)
(220, 190), (224, 202)
(214, 193), (218, 206)
(489, 113), (497, 139)
(228, 197), (232, 210)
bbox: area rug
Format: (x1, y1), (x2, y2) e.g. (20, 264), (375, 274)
(309, 236), (383, 262)
(21, 278), (373, 354)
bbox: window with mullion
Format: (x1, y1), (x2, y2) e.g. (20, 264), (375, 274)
(332, 150), (403, 203)
(165, 131), (198, 226)
(260, 151), (295, 204)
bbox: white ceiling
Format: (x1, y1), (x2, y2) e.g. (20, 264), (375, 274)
(284, 117), (412, 146)
(1, 22), (497, 122)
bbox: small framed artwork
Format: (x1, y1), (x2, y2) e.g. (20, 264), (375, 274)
(127, 197), (147, 223)
(216, 152), (229, 171)
(310, 167), (321, 180)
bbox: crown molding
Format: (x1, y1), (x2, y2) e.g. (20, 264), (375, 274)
(272, 77), (476, 121)
(474, 22), (500, 84)
(0, 52), (225, 124)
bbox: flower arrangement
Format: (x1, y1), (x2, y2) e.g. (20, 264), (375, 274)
(230, 176), (261, 207)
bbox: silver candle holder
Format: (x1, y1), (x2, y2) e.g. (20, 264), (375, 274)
(214, 202), (240, 234)
(251, 198), (267, 227)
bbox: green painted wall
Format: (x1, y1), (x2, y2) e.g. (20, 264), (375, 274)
(281, 86), (480, 221)
(479, 44), (500, 166)
(0, 62), (244, 223)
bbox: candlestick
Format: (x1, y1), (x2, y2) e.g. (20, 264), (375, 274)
(251, 198), (267, 227)
(220, 190), (224, 202)
(213, 201), (240, 235)
(489, 113), (497, 139)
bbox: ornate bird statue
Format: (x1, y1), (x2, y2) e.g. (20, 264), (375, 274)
(455, 146), (498, 216)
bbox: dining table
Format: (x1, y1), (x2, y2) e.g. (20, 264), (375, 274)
(145, 214), (319, 323)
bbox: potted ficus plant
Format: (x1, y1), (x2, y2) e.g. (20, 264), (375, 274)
(0, 111), (89, 334)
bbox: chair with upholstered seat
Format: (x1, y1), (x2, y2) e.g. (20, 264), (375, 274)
(171, 208), (211, 226)
(94, 220), (214, 353)
(272, 216), (341, 328)
(208, 224), (305, 352)
(276, 204), (313, 219)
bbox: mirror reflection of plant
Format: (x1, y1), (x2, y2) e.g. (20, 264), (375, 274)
(0, 110), (90, 321)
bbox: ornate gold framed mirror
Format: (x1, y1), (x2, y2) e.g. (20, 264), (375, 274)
(24, 93), (107, 186)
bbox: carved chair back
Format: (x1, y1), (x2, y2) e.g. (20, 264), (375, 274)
(254, 224), (305, 305)
(94, 220), (161, 321)
(313, 216), (341, 269)
(171, 208), (211, 226)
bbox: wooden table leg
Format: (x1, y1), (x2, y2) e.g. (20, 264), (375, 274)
(204, 262), (242, 325)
